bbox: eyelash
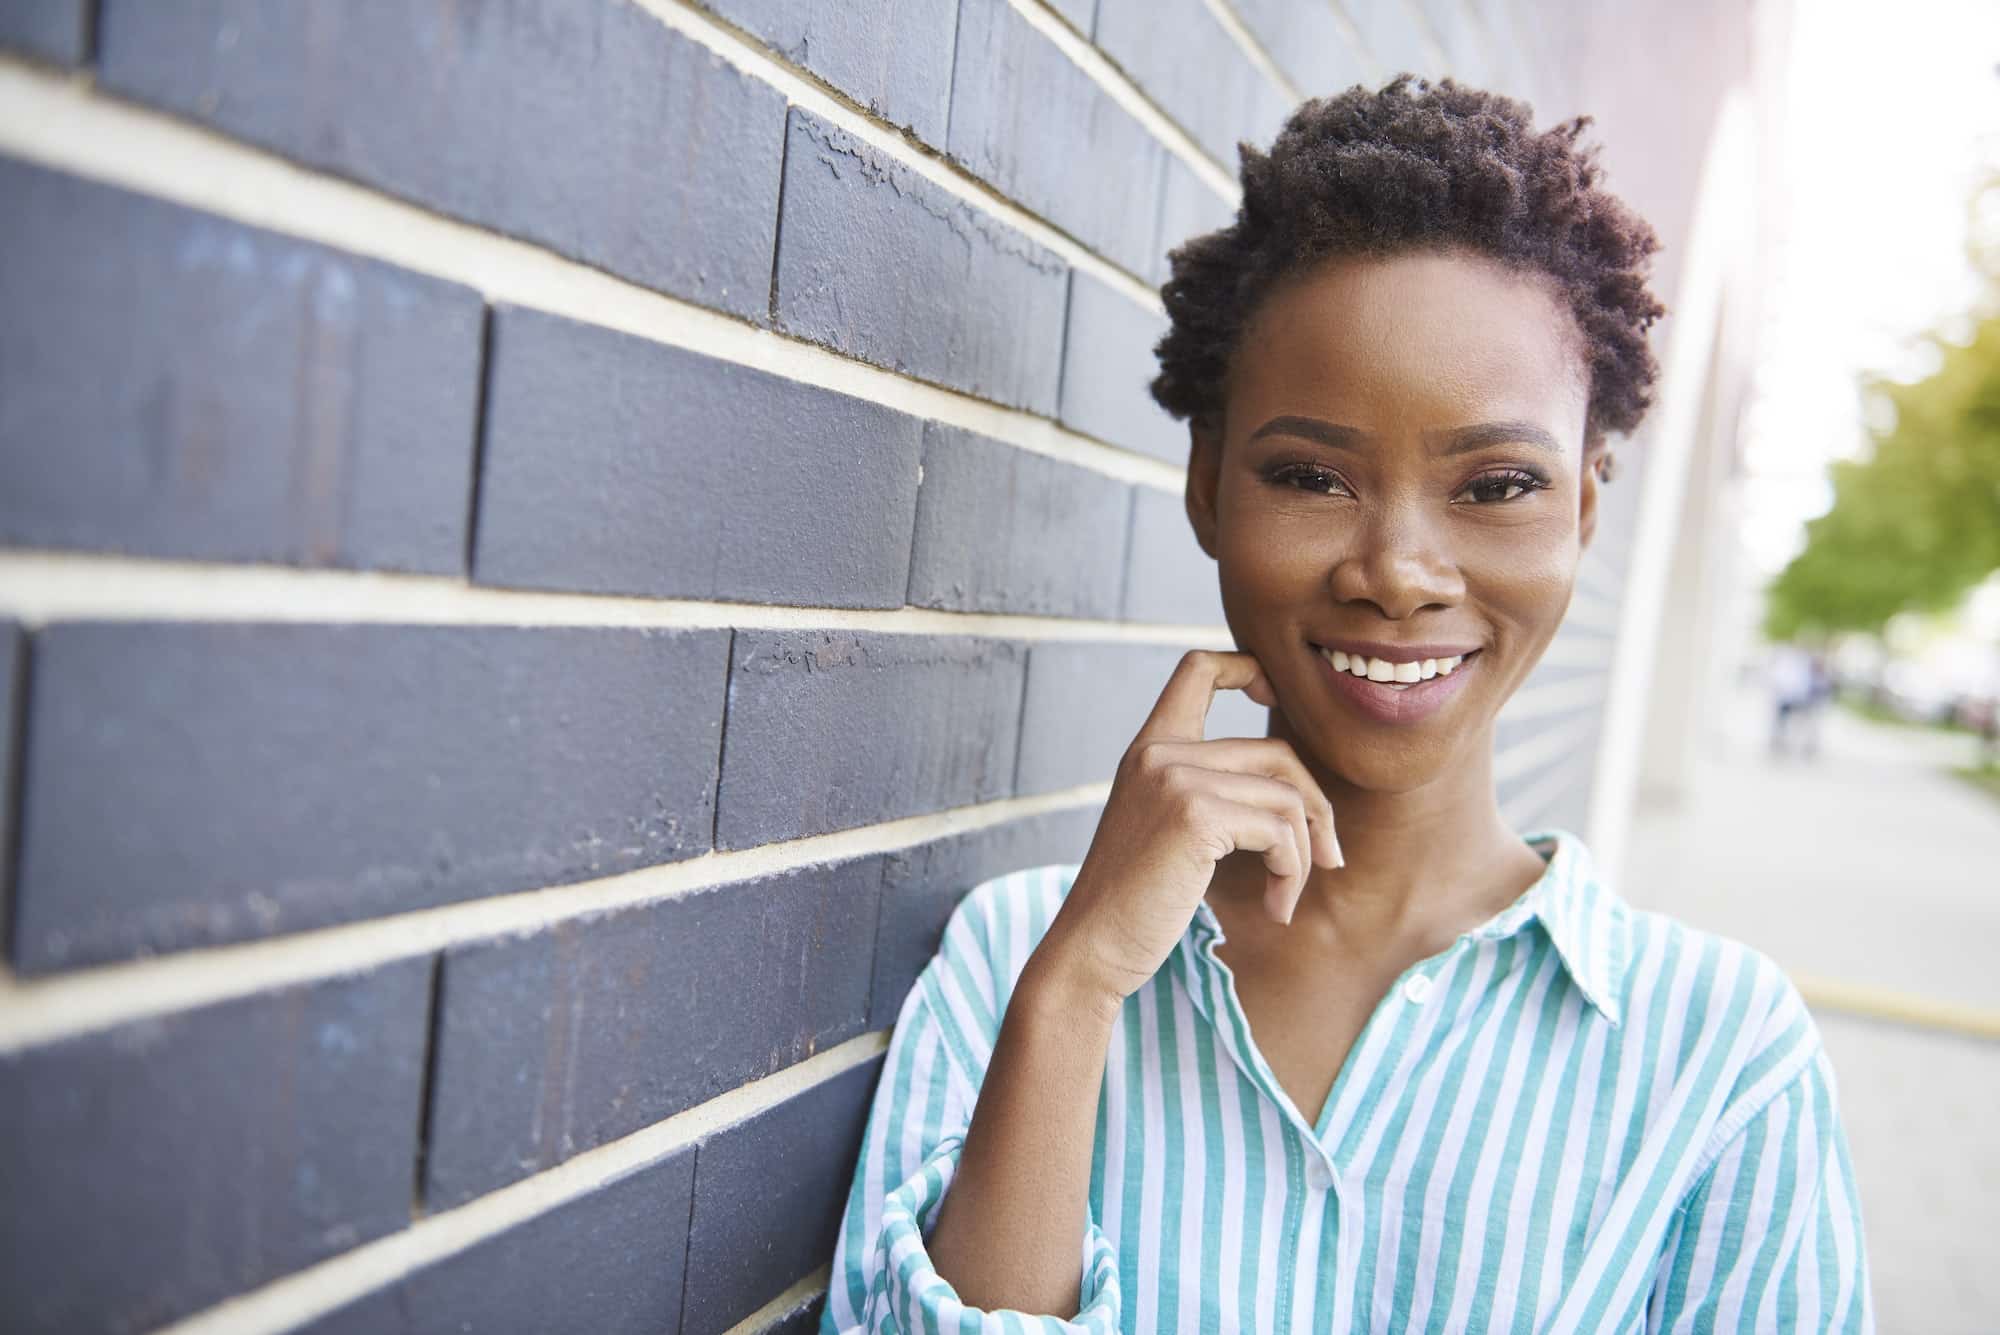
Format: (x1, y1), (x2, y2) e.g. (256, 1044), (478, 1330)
(1264, 463), (1552, 505)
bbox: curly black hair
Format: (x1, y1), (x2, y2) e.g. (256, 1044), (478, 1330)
(1150, 74), (1667, 452)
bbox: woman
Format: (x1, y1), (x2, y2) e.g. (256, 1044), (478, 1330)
(821, 75), (1874, 1333)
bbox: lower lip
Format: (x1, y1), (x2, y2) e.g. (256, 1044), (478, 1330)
(1310, 645), (1480, 724)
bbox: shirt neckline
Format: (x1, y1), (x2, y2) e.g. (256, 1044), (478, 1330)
(1180, 825), (1626, 1027)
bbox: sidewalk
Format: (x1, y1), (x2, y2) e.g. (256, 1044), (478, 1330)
(1623, 686), (2000, 1333)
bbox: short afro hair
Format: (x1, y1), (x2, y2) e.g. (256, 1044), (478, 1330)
(1150, 74), (1667, 451)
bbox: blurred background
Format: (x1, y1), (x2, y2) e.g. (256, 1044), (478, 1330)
(0, 0), (1992, 1333)
(1616, 1), (2000, 1331)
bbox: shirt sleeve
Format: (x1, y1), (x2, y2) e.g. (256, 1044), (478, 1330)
(819, 901), (1123, 1333)
(1644, 1044), (1876, 1333)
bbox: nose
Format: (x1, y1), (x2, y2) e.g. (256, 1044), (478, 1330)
(1326, 503), (1465, 619)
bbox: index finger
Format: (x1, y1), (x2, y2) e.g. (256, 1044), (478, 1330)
(1132, 650), (1277, 748)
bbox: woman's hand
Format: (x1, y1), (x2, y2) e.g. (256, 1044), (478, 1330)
(1033, 649), (1344, 1018)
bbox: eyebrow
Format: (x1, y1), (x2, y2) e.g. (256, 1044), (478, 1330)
(1247, 415), (1564, 457)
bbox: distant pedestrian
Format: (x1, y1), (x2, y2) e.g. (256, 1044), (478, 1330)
(1768, 643), (1817, 757)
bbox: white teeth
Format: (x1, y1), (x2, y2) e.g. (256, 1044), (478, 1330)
(1318, 646), (1471, 683)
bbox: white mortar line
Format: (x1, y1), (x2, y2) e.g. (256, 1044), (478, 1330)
(627, 0), (1174, 309)
(0, 786), (1111, 1052)
(0, 550), (1236, 644)
(152, 1032), (888, 1335)
(722, 1268), (832, 1335)
(1007, 0), (1242, 202)
(0, 60), (1190, 495)
(1205, 0), (1306, 105)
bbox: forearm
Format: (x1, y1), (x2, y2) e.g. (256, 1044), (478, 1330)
(924, 939), (1122, 1318)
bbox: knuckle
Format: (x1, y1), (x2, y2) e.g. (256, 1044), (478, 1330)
(1123, 739), (1163, 774)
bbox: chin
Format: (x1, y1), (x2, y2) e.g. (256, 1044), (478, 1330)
(1329, 748), (1463, 796)
(1277, 704), (1472, 794)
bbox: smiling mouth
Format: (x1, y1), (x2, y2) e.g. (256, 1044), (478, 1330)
(1309, 643), (1484, 689)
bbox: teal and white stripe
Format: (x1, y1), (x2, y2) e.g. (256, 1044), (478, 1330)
(821, 828), (1875, 1333)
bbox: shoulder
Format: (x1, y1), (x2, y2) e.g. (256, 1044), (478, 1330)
(904, 862), (1083, 1083)
(935, 861), (1082, 1000)
(1621, 906), (1830, 1165)
(1623, 907), (1817, 1059)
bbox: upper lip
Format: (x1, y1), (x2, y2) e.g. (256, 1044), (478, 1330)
(1309, 637), (1483, 663)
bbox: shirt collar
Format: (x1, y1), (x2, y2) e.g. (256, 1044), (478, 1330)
(1184, 824), (1630, 1028)
(1512, 826), (1630, 1027)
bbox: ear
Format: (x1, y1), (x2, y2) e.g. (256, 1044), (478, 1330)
(1578, 433), (1607, 553)
(1184, 416), (1223, 559)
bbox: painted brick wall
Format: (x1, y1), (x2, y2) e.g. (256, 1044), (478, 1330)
(0, 1), (1751, 1331)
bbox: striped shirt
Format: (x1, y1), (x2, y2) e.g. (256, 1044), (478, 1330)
(821, 827), (1876, 1333)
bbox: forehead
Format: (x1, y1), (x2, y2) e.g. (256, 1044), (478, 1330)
(1226, 248), (1589, 433)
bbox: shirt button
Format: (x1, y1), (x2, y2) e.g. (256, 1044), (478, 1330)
(1403, 972), (1434, 1005)
(1307, 1157), (1333, 1190)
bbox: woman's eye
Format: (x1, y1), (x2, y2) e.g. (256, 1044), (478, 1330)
(1458, 470), (1550, 504)
(1267, 463), (1352, 496)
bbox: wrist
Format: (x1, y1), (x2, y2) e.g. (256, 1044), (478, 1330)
(1017, 932), (1127, 1034)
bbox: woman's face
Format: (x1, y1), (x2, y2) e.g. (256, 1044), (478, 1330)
(1185, 246), (1604, 792)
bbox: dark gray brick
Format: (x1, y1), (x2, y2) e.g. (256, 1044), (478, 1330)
(774, 107), (1067, 414)
(1047, 0), (1097, 33)
(0, 158), (483, 574)
(715, 631), (1027, 848)
(682, 1055), (885, 1335)
(946, 0), (1167, 279)
(699, 0), (955, 144)
(97, 0), (785, 321)
(473, 306), (924, 606)
(424, 856), (880, 1208)
(762, 1290), (828, 1335)
(0, 0), (88, 64)
(869, 806), (1102, 1029)
(0, 621), (20, 938)
(1094, 0), (1291, 169)
(12, 623), (729, 972)
(1227, 0), (1368, 99)
(1153, 153), (1239, 286)
(905, 422), (1129, 619)
(1059, 270), (1184, 464)
(1014, 642), (1268, 795)
(0, 957), (431, 1335)
(1121, 486), (1226, 625)
(300, 1149), (696, 1335)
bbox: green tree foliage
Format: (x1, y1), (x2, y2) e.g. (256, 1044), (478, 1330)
(1765, 177), (2000, 640)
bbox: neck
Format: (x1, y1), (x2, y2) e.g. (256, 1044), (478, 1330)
(1208, 713), (1550, 965)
